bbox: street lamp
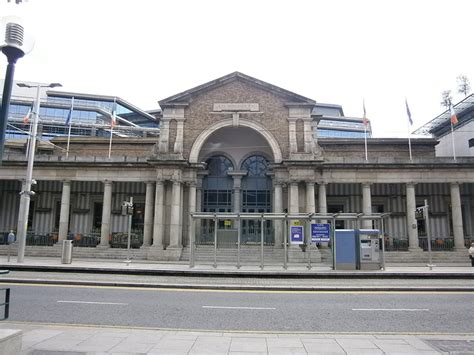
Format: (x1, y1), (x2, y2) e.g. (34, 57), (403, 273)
(0, 14), (33, 164)
(16, 82), (62, 263)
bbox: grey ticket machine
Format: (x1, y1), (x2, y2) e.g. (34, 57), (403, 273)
(357, 229), (382, 270)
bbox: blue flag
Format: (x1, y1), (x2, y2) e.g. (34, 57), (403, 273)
(405, 98), (413, 125)
(65, 97), (74, 125)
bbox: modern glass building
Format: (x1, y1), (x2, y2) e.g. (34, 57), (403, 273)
(2, 81), (160, 143)
(313, 103), (371, 138)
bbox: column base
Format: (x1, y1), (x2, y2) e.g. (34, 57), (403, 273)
(147, 246), (182, 261)
(408, 247), (422, 252)
(304, 245), (322, 263)
(97, 244), (111, 249)
(288, 245), (305, 262)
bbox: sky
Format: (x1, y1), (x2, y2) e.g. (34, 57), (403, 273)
(1, 0), (473, 137)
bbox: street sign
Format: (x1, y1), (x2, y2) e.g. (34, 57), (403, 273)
(290, 225), (304, 244)
(311, 223), (330, 242)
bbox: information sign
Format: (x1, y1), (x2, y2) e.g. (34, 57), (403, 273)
(290, 225), (304, 244)
(311, 223), (330, 242)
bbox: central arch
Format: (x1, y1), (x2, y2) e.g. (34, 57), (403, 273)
(189, 118), (283, 164)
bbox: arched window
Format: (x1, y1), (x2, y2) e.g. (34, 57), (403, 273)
(241, 155), (269, 177)
(200, 155), (234, 244)
(240, 155), (273, 245)
(207, 155), (233, 177)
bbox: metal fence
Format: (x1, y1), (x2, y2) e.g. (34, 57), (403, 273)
(386, 237), (473, 251)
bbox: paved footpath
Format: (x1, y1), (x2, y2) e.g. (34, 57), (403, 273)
(1, 321), (474, 354)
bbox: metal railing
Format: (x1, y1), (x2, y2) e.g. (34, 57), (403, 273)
(385, 237), (473, 251)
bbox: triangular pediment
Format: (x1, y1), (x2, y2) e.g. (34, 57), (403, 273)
(159, 72), (316, 108)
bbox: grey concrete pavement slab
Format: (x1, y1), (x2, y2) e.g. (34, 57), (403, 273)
(189, 335), (232, 353)
(72, 335), (127, 352)
(344, 350), (384, 355)
(229, 337), (267, 352)
(267, 348), (307, 354)
(336, 338), (381, 349)
(148, 338), (195, 353)
(302, 341), (346, 354)
(109, 339), (155, 353)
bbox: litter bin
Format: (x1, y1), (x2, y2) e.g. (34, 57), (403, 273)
(61, 240), (73, 264)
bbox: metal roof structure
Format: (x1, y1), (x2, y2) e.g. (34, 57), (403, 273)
(413, 93), (474, 136)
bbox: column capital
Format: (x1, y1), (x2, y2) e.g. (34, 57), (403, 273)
(306, 181), (316, 187)
(361, 182), (373, 187)
(317, 181), (327, 186)
(273, 180), (285, 187)
(62, 180), (71, 185)
(406, 182), (417, 187)
(184, 180), (197, 187)
(103, 180), (113, 185)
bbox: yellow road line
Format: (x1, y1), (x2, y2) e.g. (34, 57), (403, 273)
(1, 282), (473, 294)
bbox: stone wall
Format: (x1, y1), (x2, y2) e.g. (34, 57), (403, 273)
(179, 79), (291, 160)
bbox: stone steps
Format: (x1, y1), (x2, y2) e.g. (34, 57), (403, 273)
(0, 245), (468, 263)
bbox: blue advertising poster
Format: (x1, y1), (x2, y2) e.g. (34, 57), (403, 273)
(311, 223), (330, 242)
(290, 225), (304, 244)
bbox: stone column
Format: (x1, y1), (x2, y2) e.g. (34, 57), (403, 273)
(195, 177), (203, 241)
(306, 182), (316, 214)
(318, 183), (328, 218)
(169, 180), (182, 248)
(305, 181), (321, 260)
(173, 120), (184, 153)
(318, 182), (328, 247)
(58, 180), (71, 242)
(303, 120), (314, 153)
(274, 182), (283, 247)
(289, 182), (299, 214)
(288, 120), (298, 153)
(406, 183), (420, 251)
(450, 182), (465, 249)
(361, 183), (372, 229)
(99, 180), (112, 247)
(152, 180), (165, 248)
(232, 177), (242, 214)
(158, 121), (169, 153)
(142, 182), (155, 247)
(188, 182), (197, 249)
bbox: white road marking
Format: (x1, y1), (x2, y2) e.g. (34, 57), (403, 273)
(352, 308), (429, 312)
(203, 306), (276, 310)
(57, 300), (128, 305)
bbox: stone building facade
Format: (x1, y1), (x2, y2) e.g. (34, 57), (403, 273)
(0, 72), (473, 263)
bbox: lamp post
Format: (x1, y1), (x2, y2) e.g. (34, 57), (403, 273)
(0, 18), (26, 164)
(16, 82), (62, 263)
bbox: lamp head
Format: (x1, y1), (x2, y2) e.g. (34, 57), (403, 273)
(0, 15), (34, 56)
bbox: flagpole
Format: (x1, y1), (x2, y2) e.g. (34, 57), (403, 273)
(407, 122), (412, 161)
(108, 125), (113, 159)
(405, 98), (413, 161)
(108, 98), (116, 159)
(451, 121), (456, 161)
(363, 99), (368, 161)
(66, 97), (74, 158)
(449, 102), (458, 161)
(364, 125), (368, 161)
